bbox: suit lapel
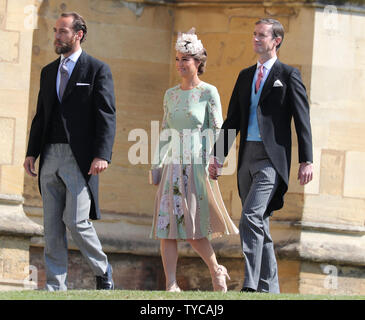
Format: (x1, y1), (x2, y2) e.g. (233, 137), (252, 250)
(259, 59), (281, 103)
(61, 51), (87, 102)
(43, 58), (60, 119)
(241, 65), (256, 106)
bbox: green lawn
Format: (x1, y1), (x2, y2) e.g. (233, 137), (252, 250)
(0, 289), (364, 300)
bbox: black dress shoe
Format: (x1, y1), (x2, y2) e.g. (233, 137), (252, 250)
(240, 287), (256, 293)
(96, 264), (114, 290)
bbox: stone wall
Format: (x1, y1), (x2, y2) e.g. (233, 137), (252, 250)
(0, 0), (43, 290)
(295, 6), (365, 294)
(6, 0), (364, 294)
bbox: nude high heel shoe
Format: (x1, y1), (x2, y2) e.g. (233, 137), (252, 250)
(166, 281), (181, 292)
(212, 265), (231, 293)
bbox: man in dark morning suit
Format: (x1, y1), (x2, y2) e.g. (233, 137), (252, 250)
(209, 19), (313, 293)
(23, 12), (116, 291)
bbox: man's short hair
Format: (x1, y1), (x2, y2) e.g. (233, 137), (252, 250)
(61, 12), (87, 43)
(255, 18), (284, 50)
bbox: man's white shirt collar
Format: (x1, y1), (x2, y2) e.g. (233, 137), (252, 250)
(257, 56), (277, 71)
(56, 48), (83, 98)
(60, 48), (82, 64)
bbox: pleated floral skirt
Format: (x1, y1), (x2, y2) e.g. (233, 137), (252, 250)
(150, 163), (239, 240)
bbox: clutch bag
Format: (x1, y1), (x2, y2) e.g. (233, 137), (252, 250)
(149, 167), (162, 185)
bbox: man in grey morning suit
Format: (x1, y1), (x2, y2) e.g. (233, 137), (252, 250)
(23, 12), (116, 291)
(209, 19), (313, 293)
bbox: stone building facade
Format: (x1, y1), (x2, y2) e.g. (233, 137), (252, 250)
(0, 0), (364, 294)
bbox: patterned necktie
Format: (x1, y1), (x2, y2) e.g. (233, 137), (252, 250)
(59, 58), (70, 101)
(255, 64), (264, 93)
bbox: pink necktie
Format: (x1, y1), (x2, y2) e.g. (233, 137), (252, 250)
(255, 65), (264, 93)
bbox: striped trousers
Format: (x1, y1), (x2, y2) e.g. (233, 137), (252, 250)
(238, 141), (280, 293)
(40, 144), (108, 291)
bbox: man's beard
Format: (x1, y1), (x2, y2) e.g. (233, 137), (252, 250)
(54, 40), (73, 55)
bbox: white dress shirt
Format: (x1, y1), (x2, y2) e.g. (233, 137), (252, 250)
(56, 48), (83, 100)
(253, 55), (278, 88)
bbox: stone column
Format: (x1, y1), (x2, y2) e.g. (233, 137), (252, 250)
(0, 0), (43, 290)
(296, 5), (365, 295)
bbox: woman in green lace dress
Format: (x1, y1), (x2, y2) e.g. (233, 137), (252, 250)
(150, 29), (238, 292)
